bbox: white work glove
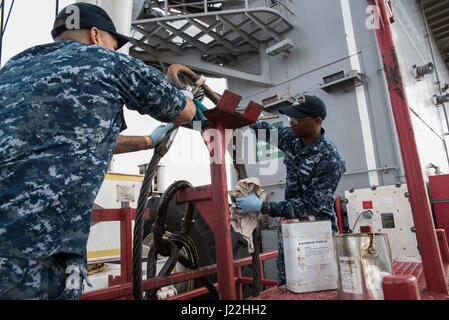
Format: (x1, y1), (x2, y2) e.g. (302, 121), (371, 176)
(181, 90), (194, 100)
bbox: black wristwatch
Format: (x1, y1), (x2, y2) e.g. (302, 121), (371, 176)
(260, 202), (269, 215)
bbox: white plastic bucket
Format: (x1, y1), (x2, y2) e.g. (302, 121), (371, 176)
(282, 220), (338, 293)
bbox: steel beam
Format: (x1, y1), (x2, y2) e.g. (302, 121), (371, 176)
(130, 49), (273, 86)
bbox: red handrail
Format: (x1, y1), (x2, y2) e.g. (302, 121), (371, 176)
(83, 208), (278, 300)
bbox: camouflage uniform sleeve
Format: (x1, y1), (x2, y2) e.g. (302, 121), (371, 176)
(265, 153), (346, 219)
(249, 121), (296, 152)
(114, 55), (186, 123)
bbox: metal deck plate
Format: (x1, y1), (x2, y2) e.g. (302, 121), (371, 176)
(252, 261), (449, 300)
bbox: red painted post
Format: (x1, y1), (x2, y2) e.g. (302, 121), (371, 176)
(122, 208), (133, 284)
(235, 267), (243, 300)
(259, 260), (266, 285)
(209, 122), (236, 300)
(369, 0), (448, 294)
(429, 175), (449, 243)
(335, 197), (344, 234)
(123, 208), (134, 300)
(175, 91), (262, 300)
(436, 229), (449, 264)
(108, 208), (134, 289)
(383, 275), (421, 300)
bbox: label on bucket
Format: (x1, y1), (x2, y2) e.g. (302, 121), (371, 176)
(339, 257), (363, 294)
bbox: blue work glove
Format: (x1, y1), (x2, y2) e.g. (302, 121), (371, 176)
(235, 192), (263, 216)
(149, 123), (175, 149)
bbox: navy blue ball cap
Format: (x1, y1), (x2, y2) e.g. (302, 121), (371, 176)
(51, 2), (132, 49)
(279, 95), (327, 120)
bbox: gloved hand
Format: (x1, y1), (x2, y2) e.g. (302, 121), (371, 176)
(149, 123), (175, 149)
(181, 90), (194, 100)
(235, 192), (263, 216)
(192, 99), (209, 131)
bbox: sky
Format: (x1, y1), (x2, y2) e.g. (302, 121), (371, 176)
(1, 0), (229, 188)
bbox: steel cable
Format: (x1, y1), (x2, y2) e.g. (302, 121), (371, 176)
(251, 218), (263, 297)
(145, 180), (219, 300)
(132, 127), (179, 300)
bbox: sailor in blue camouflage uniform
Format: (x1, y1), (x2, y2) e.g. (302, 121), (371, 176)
(236, 95), (346, 286)
(0, 3), (196, 299)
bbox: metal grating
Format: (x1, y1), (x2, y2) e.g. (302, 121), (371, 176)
(130, 0), (293, 66)
(422, 0), (449, 69)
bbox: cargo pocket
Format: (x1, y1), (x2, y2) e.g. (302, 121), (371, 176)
(0, 257), (27, 299)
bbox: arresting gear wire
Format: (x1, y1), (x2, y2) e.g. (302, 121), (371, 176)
(132, 128), (219, 300)
(132, 126), (178, 300)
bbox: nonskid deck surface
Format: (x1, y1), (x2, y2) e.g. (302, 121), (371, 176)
(252, 261), (449, 300)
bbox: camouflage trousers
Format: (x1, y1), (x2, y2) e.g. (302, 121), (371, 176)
(0, 253), (90, 300)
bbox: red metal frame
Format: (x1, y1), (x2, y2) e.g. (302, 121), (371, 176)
(335, 197), (344, 233)
(176, 91), (263, 300)
(436, 230), (449, 264)
(429, 174), (449, 244)
(90, 208), (148, 287)
(82, 247), (277, 300)
(369, 0), (448, 295)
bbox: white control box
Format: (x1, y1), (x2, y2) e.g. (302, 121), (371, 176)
(345, 184), (420, 260)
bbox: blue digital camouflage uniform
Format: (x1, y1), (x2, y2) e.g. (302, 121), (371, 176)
(251, 121), (346, 285)
(0, 40), (186, 299)
(0, 254), (89, 300)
